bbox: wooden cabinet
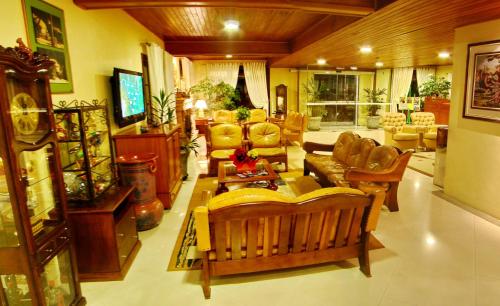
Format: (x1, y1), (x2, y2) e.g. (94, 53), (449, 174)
(0, 41), (85, 305)
(424, 97), (450, 124)
(113, 125), (182, 209)
(67, 186), (140, 281)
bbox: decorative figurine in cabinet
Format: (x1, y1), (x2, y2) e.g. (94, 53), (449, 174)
(0, 40), (85, 305)
(54, 101), (116, 202)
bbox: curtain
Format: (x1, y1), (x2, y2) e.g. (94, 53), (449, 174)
(243, 61), (269, 110)
(416, 66), (436, 89)
(206, 62), (239, 88)
(181, 58), (195, 90)
(146, 43), (165, 101)
(163, 51), (175, 94)
(390, 67), (414, 111)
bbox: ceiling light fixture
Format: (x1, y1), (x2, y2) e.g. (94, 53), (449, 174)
(225, 54), (233, 58)
(350, 66), (358, 70)
(360, 46), (372, 54)
(335, 67), (345, 70)
(224, 20), (240, 31)
(375, 61), (384, 67)
(317, 58), (327, 65)
(438, 51), (450, 59)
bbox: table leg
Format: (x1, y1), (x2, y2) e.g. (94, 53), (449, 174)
(216, 183), (228, 195)
(268, 180), (278, 191)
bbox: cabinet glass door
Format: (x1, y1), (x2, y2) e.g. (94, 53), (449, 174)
(5, 71), (52, 144)
(0, 156), (19, 247)
(19, 144), (62, 242)
(0, 274), (33, 305)
(41, 248), (76, 306)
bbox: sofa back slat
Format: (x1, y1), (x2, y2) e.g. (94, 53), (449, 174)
(334, 209), (353, 247)
(264, 216), (277, 257)
(347, 207), (365, 246)
(246, 218), (259, 259)
(278, 215), (292, 255)
(292, 214), (307, 253)
(306, 212), (323, 252)
(230, 220), (242, 260)
(215, 222), (227, 261)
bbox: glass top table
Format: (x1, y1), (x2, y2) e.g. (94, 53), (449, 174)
(216, 159), (280, 195)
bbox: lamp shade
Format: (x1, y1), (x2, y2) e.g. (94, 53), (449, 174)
(195, 99), (207, 109)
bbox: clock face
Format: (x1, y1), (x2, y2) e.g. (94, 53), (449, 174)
(10, 93), (40, 135)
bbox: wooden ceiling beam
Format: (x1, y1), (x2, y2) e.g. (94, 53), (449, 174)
(163, 40), (290, 57)
(74, 0), (375, 16)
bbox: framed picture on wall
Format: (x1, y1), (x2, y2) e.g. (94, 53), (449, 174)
(23, 0), (73, 93)
(463, 40), (500, 122)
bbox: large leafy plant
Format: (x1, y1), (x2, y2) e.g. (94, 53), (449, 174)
(235, 106), (251, 121)
(419, 75), (451, 98)
(189, 78), (240, 110)
(364, 88), (387, 116)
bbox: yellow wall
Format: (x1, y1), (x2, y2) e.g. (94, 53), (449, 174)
(0, 0), (163, 132)
(436, 65), (453, 81)
(444, 19), (500, 219)
(269, 68), (298, 113)
(375, 69), (392, 102)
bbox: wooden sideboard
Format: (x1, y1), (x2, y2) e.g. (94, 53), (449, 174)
(113, 125), (182, 209)
(68, 185), (141, 281)
(424, 98), (450, 124)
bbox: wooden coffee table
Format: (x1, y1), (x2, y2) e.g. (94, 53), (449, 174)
(215, 159), (280, 195)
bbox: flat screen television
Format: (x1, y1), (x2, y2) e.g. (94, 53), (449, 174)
(111, 68), (146, 128)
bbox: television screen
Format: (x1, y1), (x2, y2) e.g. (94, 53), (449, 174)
(112, 68), (146, 128)
(118, 72), (145, 117)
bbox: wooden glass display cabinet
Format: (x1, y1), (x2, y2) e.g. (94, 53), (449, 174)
(54, 102), (116, 201)
(0, 41), (85, 305)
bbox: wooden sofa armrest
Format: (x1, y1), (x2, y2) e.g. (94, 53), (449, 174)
(358, 183), (387, 232)
(194, 190), (213, 252)
(303, 142), (335, 153)
(344, 151), (412, 182)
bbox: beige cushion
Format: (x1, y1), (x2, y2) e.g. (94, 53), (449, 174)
(253, 147), (286, 157)
(209, 124), (242, 150)
(210, 149), (235, 159)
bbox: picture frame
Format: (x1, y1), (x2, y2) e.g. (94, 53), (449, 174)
(23, 0), (73, 93)
(463, 40), (500, 122)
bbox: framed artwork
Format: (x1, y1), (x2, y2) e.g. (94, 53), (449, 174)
(464, 40), (500, 122)
(23, 0), (73, 93)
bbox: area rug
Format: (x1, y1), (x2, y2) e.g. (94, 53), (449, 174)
(167, 171), (384, 271)
(408, 151), (435, 177)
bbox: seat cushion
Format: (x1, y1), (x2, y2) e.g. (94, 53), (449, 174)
(393, 133), (419, 141)
(253, 147), (286, 157)
(210, 149), (235, 159)
(249, 123), (281, 147)
(305, 153), (345, 172)
(209, 124), (242, 149)
(423, 132), (437, 140)
(364, 146), (399, 171)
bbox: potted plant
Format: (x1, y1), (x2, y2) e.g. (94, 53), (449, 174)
(152, 89), (176, 127)
(419, 75), (451, 99)
(189, 78), (240, 111)
(235, 106), (251, 123)
(180, 136), (200, 180)
(302, 78), (328, 131)
(364, 88), (387, 129)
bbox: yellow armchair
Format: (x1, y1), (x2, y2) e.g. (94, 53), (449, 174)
(212, 109), (236, 123)
(282, 111), (307, 146)
(382, 113), (419, 151)
(206, 123), (243, 175)
(248, 108), (267, 123)
(247, 122), (287, 171)
(410, 112), (438, 150)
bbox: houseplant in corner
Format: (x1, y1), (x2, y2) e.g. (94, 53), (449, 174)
(364, 88), (387, 129)
(235, 106), (251, 123)
(302, 77), (328, 131)
(419, 75), (451, 124)
(152, 89), (176, 127)
(180, 136), (200, 180)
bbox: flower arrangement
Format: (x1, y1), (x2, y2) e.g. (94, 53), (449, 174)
(229, 148), (259, 171)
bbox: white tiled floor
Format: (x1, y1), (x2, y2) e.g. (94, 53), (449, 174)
(81, 130), (500, 306)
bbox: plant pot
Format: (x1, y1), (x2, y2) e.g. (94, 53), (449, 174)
(308, 116), (322, 131)
(366, 115), (380, 129)
(180, 150), (189, 180)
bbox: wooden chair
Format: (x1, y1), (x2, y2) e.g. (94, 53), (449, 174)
(281, 111), (307, 147)
(194, 187), (384, 299)
(206, 123), (244, 176)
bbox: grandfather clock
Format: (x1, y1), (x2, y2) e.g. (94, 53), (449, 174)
(275, 84), (287, 116)
(0, 39), (85, 305)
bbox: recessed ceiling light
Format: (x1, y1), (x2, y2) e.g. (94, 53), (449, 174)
(360, 46), (372, 53)
(335, 67), (345, 70)
(225, 54), (233, 58)
(317, 58), (327, 65)
(375, 61), (384, 67)
(224, 20), (239, 31)
(438, 51), (450, 59)
(350, 66), (358, 70)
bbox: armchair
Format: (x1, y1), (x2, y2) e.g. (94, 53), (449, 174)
(213, 109), (236, 123)
(206, 123), (244, 176)
(410, 112), (438, 150)
(282, 111), (307, 146)
(382, 113), (419, 151)
(247, 122), (287, 171)
(248, 108), (267, 123)
(194, 186), (385, 298)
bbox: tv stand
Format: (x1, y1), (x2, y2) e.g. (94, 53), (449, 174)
(113, 124), (182, 209)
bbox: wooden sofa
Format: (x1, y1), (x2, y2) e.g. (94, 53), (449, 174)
(303, 131), (412, 212)
(194, 186), (385, 299)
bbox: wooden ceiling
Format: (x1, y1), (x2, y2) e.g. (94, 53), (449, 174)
(74, 0), (500, 68)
